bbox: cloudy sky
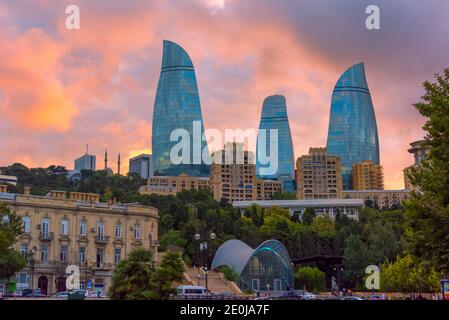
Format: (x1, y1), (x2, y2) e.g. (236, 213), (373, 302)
(1, 0), (448, 188)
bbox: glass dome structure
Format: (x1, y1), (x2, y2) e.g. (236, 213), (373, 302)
(211, 239), (294, 292)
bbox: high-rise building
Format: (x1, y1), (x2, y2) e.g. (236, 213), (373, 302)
(351, 160), (384, 190)
(256, 95), (295, 192)
(211, 142), (281, 203)
(326, 63), (380, 190)
(296, 147), (343, 200)
(75, 153), (96, 171)
(403, 140), (431, 190)
(129, 154), (154, 179)
(152, 40), (210, 177)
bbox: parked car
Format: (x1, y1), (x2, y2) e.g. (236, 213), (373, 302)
(51, 291), (69, 299)
(23, 289), (44, 297)
(9, 289), (23, 297)
(294, 290), (318, 300)
(341, 296), (365, 300)
(0, 291), (4, 300)
(279, 291), (304, 300)
(68, 290), (86, 300)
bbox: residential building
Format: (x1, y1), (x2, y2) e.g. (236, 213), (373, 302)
(403, 140), (431, 190)
(0, 186), (159, 295)
(152, 40), (210, 177)
(129, 154), (154, 179)
(326, 63), (380, 190)
(211, 142), (282, 203)
(351, 160), (384, 190)
(296, 147), (343, 200)
(232, 199), (363, 221)
(255, 95), (295, 192)
(343, 189), (410, 209)
(139, 173), (210, 196)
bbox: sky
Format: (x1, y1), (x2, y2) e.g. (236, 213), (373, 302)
(1, 0), (448, 189)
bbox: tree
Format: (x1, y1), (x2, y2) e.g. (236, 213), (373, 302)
(109, 248), (155, 300)
(294, 266), (326, 292)
(159, 230), (187, 251)
(381, 255), (441, 293)
(301, 208), (316, 225)
(221, 265), (239, 283)
(0, 204), (27, 282)
(405, 68), (449, 275)
(149, 252), (185, 300)
(343, 234), (370, 288)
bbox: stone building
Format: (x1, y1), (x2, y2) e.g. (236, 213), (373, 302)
(0, 186), (159, 295)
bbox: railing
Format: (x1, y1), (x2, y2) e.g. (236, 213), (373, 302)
(39, 232), (54, 241)
(94, 235), (110, 244)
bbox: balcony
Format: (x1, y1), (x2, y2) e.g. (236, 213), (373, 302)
(39, 232), (54, 241)
(94, 235), (110, 244)
(150, 240), (160, 247)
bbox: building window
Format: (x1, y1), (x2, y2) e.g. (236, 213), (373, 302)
(134, 224), (141, 240)
(60, 245), (68, 262)
(96, 247), (104, 267)
(114, 248), (121, 264)
(97, 222), (104, 240)
(79, 247), (86, 264)
(20, 244), (28, 255)
(41, 218), (50, 237)
(115, 224), (122, 239)
(16, 273), (30, 286)
(40, 244), (49, 263)
(61, 219), (69, 235)
(22, 216), (30, 233)
(79, 221), (87, 236)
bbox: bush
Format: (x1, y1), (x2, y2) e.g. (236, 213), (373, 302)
(294, 266), (326, 292)
(221, 265), (239, 282)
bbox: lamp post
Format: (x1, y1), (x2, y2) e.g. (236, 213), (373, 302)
(30, 246), (36, 291)
(194, 232), (216, 291)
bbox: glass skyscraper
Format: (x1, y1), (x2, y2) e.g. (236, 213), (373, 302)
(326, 63), (380, 190)
(256, 95), (295, 192)
(152, 40), (210, 177)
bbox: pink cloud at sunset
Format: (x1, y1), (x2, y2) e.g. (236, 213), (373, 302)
(1, 0), (449, 189)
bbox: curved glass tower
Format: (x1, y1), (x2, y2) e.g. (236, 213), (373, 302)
(326, 63), (380, 190)
(256, 95), (295, 192)
(152, 40), (210, 177)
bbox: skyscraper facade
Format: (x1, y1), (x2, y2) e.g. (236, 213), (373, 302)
(129, 154), (154, 179)
(152, 40), (210, 177)
(256, 95), (295, 192)
(326, 63), (380, 190)
(74, 154), (96, 171)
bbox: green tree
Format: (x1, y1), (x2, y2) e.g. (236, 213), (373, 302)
(405, 68), (449, 275)
(0, 204), (27, 282)
(159, 230), (187, 251)
(109, 248), (156, 300)
(343, 234), (370, 288)
(149, 252), (185, 300)
(381, 255), (441, 292)
(301, 208), (316, 225)
(221, 265), (239, 282)
(294, 266), (326, 292)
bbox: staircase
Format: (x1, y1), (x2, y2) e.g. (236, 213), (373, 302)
(184, 267), (242, 295)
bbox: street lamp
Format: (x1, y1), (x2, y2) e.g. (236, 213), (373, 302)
(30, 246), (36, 291)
